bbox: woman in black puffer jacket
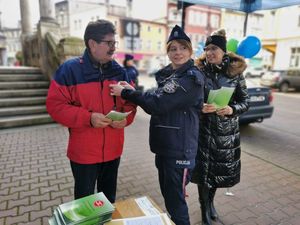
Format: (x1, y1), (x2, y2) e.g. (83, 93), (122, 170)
(191, 29), (249, 225)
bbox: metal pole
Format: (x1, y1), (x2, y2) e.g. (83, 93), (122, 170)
(243, 13), (249, 37)
(131, 22), (134, 54)
(181, 3), (186, 30)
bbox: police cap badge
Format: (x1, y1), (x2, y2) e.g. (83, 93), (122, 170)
(167, 25), (191, 44)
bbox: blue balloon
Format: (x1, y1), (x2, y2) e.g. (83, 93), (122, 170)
(236, 36), (261, 58)
(195, 41), (205, 57)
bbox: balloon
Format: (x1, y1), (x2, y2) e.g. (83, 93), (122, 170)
(226, 38), (239, 53)
(236, 36), (261, 58)
(195, 41), (205, 57)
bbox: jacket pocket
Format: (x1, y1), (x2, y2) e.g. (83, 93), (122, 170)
(150, 124), (182, 151)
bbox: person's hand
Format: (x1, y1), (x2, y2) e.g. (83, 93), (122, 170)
(202, 103), (217, 113)
(216, 106), (233, 116)
(118, 81), (135, 90)
(110, 118), (127, 129)
(109, 83), (125, 96)
(90, 112), (112, 128)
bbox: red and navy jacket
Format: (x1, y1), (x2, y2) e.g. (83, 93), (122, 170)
(46, 49), (137, 164)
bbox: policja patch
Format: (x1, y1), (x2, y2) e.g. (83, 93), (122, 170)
(163, 79), (180, 93)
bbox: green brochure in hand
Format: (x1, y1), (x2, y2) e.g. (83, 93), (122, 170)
(105, 110), (131, 121)
(207, 87), (235, 109)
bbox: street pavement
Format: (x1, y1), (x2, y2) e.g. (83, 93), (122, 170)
(1, 74), (300, 225)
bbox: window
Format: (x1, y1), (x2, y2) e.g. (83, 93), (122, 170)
(139, 40), (143, 49)
(290, 47), (300, 68)
(78, 19), (82, 29)
(188, 10), (194, 25)
(74, 20), (77, 29)
(157, 41), (162, 50)
(146, 40), (151, 50)
(210, 14), (219, 29)
(147, 26), (151, 32)
(60, 15), (64, 27)
(125, 37), (140, 51)
(199, 12), (207, 26)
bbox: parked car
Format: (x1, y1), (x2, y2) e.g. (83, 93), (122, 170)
(239, 79), (274, 124)
(244, 67), (265, 78)
(260, 69), (300, 92)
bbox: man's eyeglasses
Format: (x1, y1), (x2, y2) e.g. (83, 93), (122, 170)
(98, 40), (118, 48)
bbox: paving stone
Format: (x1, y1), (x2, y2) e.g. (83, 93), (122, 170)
(10, 184), (30, 194)
(30, 193), (50, 205)
(19, 189), (40, 199)
(267, 208), (291, 222)
(19, 202), (40, 214)
(254, 215), (276, 225)
(0, 187), (9, 196)
(7, 196), (29, 209)
(30, 207), (52, 221)
(0, 200), (7, 210)
(281, 204), (300, 217)
(0, 207), (18, 217)
(5, 213), (29, 225)
(0, 112), (300, 225)
(30, 180), (49, 190)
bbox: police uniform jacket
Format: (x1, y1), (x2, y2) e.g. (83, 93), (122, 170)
(121, 60), (204, 166)
(191, 52), (249, 187)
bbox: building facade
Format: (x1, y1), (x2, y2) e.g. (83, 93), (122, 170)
(108, 15), (167, 73)
(167, 1), (221, 56)
(0, 27), (22, 66)
(55, 0), (168, 73)
(262, 5), (300, 70)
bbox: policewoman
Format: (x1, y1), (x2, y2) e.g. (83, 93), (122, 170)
(110, 25), (205, 225)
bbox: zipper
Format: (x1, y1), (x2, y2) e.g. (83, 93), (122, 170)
(99, 65), (105, 161)
(155, 125), (180, 129)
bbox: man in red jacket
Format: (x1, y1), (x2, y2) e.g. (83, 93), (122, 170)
(46, 20), (136, 203)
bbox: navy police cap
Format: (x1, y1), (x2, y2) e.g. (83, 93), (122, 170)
(167, 25), (191, 44)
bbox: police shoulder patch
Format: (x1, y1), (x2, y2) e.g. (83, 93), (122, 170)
(163, 80), (179, 93)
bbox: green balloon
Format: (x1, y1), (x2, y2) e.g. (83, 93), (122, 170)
(226, 38), (239, 53)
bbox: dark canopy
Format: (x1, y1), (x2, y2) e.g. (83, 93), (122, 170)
(179, 0), (300, 13)
(178, 0), (300, 35)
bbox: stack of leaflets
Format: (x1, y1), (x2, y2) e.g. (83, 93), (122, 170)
(207, 86), (235, 109)
(49, 192), (115, 225)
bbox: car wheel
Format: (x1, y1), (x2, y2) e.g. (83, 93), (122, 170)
(279, 82), (289, 92)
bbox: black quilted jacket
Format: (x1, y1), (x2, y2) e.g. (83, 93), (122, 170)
(191, 52), (249, 188)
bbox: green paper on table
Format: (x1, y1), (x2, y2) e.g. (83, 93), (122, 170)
(207, 87), (235, 109)
(59, 192), (114, 225)
(106, 110), (131, 121)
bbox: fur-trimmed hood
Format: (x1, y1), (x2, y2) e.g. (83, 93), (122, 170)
(195, 52), (247, 77)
